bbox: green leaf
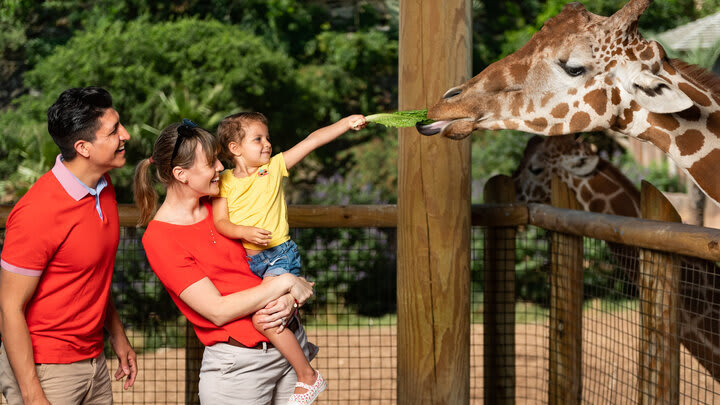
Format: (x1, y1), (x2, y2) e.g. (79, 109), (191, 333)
(365, 109), (434, 128)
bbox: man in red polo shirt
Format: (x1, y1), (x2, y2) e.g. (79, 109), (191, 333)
(0, 87), (138, 405)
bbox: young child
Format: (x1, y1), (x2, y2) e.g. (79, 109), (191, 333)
(213, 112), (366, 405)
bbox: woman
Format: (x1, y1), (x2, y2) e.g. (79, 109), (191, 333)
(134, 120), (316, 404)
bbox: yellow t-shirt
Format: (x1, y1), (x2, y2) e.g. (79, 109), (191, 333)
(218, 153), (291, 251)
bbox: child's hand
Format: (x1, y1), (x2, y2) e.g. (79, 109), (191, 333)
(240, 226), (272, 246)
(347, 114), (367, 131)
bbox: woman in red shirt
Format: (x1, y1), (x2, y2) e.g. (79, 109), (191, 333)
(134, 120), (316, 404)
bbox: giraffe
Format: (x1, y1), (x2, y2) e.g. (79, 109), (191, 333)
(511, 134), (720, 381)
(417, 0), (720, 207)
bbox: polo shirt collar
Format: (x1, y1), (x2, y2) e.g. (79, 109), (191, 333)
(51, 154), (107, 201)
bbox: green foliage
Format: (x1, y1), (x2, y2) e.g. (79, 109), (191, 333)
(366, 109), (431, 128)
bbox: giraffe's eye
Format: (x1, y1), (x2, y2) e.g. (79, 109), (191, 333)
(559, 61), (586, 77)
(529, 166), (544, 175)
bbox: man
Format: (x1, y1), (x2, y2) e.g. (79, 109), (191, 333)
(0, 87), (137, 405)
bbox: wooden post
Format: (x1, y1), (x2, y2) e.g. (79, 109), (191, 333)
(185, 324), (203, 405)
(638, 181), (680, 405)
(397, 0), (472, 403)
(483, 175), (516, 404)
(548, 175), (583, 405)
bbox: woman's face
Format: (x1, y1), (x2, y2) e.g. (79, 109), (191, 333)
(183, 142), (224, 196)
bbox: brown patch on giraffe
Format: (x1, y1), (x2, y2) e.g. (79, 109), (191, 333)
(676, 129), (705, 156)
(541, 93), (554, 108)
(580, 185), (593, 203)
(610, 193), (638, 217)
(584, 78), (597, 89)
(707, 111), (720, 138)
(638, 128), (671, 153)
(678, 82), (712, 107)
(550, 103), (569, 119)
(651, 62), (660, 73)
(611, 87), (621, 105)
(573, 178), (581, 187)
(676, 105), (702, 121)
(573, 101), (579, 108)
(549, 123), (564, 135)
(601, 45), (607, 52)
(658, 75), (672, 83)
(569, 112), (591, 132)
(663, 61), (676, 75)
(589, 199), (606, 213)
(526, 99), (535, 113)
(483, 70), (508, 93)
(526, 117), (548, 131)
(583, 89), (607, 116)
(622, 38), (629, 47)
(590, 126), (605, 132)
(505, 121), (519, 130)
(605, 60), (617, 72)
(647, 112), (680, 131)
(639, 47), (654, 60)
(511, 93), (523, 117)
(614, 29), (622, 37)
(568, 88), (578, 95)
(604, 56), (610, 62)
(604, 76), (613, 85)
(626, 48), (637, 61)
(509, 63), (530, 84)
(688, 150), (720, 202)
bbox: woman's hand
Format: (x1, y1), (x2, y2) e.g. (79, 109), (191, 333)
(254, 294), (295, 331)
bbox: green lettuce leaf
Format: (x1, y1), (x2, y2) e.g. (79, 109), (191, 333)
(365, 109), (435, 128)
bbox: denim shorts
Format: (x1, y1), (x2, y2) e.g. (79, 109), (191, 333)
(247, 240), (301, 278)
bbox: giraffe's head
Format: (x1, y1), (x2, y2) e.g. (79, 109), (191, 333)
(418, 0), (693, 140)
(512, 135), (599, 204)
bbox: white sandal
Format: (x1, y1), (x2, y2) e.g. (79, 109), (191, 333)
(287, 371), (326, 405)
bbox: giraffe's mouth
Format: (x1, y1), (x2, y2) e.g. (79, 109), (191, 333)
(416, 118), (478, 139)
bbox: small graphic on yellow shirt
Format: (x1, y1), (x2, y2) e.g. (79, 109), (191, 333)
(258, 168), (269, 177)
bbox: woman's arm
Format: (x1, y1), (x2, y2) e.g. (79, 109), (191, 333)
(178, 273), (313, 326)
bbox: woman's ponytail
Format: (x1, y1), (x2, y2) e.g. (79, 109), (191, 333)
(133, 158), (158, 227)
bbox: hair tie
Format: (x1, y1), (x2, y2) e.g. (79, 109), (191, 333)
(148, 157), (154, 164)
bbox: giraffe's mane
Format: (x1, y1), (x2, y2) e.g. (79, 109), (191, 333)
(670, 58), (720, 96)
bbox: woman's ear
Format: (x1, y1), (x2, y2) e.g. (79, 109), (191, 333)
(173, 166), (188, 184)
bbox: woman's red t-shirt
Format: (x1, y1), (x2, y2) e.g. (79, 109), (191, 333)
(142, 201), (267, 347)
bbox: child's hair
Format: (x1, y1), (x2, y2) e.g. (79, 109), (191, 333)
(133, 121), (219, 226)
(217, 112), (268, 163)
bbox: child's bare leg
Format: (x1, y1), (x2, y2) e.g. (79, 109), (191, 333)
(253, 278), (317, 394)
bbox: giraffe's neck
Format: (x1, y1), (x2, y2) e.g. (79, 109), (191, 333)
(560, 159), (641, 217)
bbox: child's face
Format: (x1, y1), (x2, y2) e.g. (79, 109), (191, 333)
(236, 120), (271, 166)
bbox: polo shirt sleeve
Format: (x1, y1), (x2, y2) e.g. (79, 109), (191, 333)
(275, 153), (289, 178)
(218, 170), (232, 199)
(142, 227), (207, 296)
(1, 201), (61, 276)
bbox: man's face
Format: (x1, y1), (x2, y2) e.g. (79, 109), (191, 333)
(86, 108), (131, 170)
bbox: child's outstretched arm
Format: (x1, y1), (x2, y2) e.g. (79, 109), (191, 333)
(212, 197), (272, 246)
(283, 114), (366, 170)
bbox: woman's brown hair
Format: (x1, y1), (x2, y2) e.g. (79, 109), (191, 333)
(133, 122), (219, 226)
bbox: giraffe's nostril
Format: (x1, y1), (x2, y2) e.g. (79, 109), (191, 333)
(443, 88), (462, 99)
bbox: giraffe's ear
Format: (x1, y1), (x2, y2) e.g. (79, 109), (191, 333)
(622, 70), (693, 114)
(560, 155), (599, 177)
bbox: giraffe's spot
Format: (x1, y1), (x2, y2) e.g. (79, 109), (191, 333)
(526, 117), (548, 131)
(604, 56), (611, 62)
(622, 38), (629, 47)
(549, 123), (564, 135)
(511, 93), (523, 117)
(573, 178), (581, 187)
(593, 47), (599, 52)
(526, 99), (535, 113)
(630, 38), (639, 46)
(573, 101), (580, 108)
(707, 111), (720, 138)
(568, 88), (578, 95)
(713, 95), (720, 106)
(688, 150), (720, 202)
(676, 129), (704, 156)
(615, 37), (622, 45)
(639, 47), (654, 60)
(611, 87), (621, 105)
(590, 126), (605, 132)
(647, 112), (680, 131)
(605, 36), (611, 44)
(504, 121), (519, 130)
(641, 63), (650, 71)
(483, 70), (508, 93)
(569, 112), (591, 132)
(678, 82), (712, 107)
(605, 60), (617, 72)
(601, 45), (607, 52)
(589, 199), (607, 213)
(541, 93), (554, 108)
(612, 48), (622, 56)
(651, 62), (660, 73)
(604, 76), (613, 85)
(626, 48), (637, 61)
(638, 128), (671, 153)
(615, 29), (623, 37)
(550, 103), (569, 119)
(584, 89), (607, 116)
(610, 193), (638, 217)
(663, 61), (676, 75)
(676, 105), (702, 121)
(509, 63), (530, 84)
(658, 75), (672, 83)
(580, 185), (593, 203)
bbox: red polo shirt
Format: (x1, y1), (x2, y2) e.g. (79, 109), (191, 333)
(1, 155), (119, 363)
(142, 200), (267, 347)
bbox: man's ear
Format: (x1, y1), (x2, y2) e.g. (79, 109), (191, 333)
(74, 139), (91, 158)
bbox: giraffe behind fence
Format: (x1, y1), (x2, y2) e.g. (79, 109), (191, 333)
(510, 134), (720, 382)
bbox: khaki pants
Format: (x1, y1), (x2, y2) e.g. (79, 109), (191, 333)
(0, 344), (113, 405)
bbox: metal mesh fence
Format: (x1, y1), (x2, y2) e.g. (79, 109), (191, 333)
(2, 221), (720, 404)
